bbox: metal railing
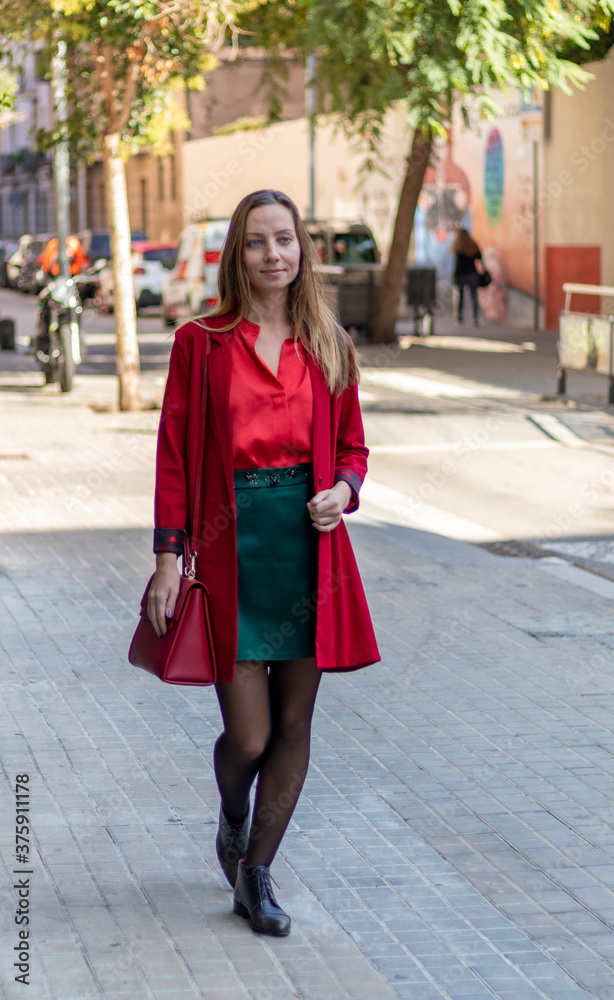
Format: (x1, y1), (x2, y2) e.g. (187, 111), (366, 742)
(558, 283), (614, 403)
(563, 282), (614, 313)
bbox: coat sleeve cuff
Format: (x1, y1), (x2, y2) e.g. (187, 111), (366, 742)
(153, 528), (185, 554)
(335, 470), (362, 513)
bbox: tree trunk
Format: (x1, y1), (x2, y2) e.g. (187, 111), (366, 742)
(103, 132), (141, 410)
(371, 128), (433, 344)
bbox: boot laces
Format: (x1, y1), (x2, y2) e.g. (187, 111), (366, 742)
(250, 865), (279, 899)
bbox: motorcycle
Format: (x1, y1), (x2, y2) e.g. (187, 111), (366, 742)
(34, 275), (83, 392)
(74, 258), (107, 308)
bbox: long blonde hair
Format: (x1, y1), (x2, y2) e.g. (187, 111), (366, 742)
(202, 190), (358, 394)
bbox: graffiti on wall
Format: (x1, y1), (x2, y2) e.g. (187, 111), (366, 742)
(414, 92), (543, 322)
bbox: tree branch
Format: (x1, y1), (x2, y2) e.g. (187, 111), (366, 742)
(92, 40), (116, 124)
(109, 55), (141, 134)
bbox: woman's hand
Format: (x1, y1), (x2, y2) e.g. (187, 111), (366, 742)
(147, 553), (181, 637)
(307, 481), (352, 533)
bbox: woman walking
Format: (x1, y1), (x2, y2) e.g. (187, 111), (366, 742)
(147, 190), (380, 936)
(452, 227), (483, 326)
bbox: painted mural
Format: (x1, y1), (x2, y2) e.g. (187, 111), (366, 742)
(415, 91), (544, 322)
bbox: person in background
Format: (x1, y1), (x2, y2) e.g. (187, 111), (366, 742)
(40, 236), (87, 278)
(452, 228), (484, 326)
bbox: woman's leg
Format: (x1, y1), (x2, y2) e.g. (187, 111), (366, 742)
(245, 656), (322, 867)
(214, 659), (271, 823)
(470, 279), (479, 323)
(457, 283), (464, 321)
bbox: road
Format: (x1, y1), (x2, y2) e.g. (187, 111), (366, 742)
(358, 363), (614, 552)
(2, 285), (614, 580)
(0, 284), (173, 379)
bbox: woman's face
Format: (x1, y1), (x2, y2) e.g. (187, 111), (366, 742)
(242, 204), (301, 296)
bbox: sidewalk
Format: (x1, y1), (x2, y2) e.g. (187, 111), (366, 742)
(1, 324), (614, 1000)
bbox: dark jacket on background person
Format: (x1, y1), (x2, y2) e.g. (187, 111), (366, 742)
(454, 249), (482, 285)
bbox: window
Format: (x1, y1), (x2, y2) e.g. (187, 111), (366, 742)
(143, 247), (176, 269)
(333, 233), (377, 265)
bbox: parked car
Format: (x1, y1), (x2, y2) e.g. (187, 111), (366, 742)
(78, 228), (147, 267)
(305, 220), (380, 265)
(6, 234), (52, 289)
(0, 240), (17, 287)
(307, 220), (382, 338)
(161, 219), (231, 326)
(5, 234), (31, 288)
(97, 241), (177, 313)
(17, 237), (52, 293)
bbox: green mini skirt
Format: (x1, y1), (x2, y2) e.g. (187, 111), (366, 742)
(234, 463), (318, 662)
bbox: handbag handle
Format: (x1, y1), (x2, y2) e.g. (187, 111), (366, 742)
(184, 330), (211, 579)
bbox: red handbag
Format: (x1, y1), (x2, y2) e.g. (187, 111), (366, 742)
(128, 335), (217, 685)
(128, 571), (216, 685)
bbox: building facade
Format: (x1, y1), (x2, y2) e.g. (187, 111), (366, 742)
(85, 136), (184, 243)
(0, 43), (184, 245)
(186, 49), (306, 140)
(542, 48), (614, 327)
(0, 44), (57, 238)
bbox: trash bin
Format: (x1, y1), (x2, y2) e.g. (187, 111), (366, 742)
(318, 264), (383, 336)
(406, 266), (436, 336)
(0, 317), (15, 351)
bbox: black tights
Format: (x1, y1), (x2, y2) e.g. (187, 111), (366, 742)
(457, 278), (479, 321)
(214, 657), (322, 867)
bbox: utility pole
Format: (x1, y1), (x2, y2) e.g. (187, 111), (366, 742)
(522, 106), (542, 332)
(533, 138), (539, 331)
(52, 34), (70, 280)
(306, 53), (316, 220)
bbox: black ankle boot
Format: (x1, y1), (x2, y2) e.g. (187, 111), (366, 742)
(216, 807), (249, 888)
(233, 861), (291, 936)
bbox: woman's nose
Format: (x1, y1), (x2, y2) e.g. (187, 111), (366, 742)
(264, 241), (280, 260)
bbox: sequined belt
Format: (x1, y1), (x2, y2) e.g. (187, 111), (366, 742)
(233, 463), (313, 489)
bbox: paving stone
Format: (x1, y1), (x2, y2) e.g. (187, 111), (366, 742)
(3, 359), (614, 1000)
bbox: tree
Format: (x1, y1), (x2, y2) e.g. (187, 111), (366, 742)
(246, 0), (614, 342)
(0, 66), (18, 113)
(0, 0), (252, 408)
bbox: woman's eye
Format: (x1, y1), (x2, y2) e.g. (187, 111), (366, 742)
(246, 240), (261, 248)
(279, 237), (292, 244)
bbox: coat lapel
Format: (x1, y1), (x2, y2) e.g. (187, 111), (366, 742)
(308, 355), (332, 490)
(206, 328), (235, 503)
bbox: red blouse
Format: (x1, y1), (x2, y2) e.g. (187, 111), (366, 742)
(229, 318), (313, 469)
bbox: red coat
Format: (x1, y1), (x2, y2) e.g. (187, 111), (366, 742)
(154, 319), (381, 682)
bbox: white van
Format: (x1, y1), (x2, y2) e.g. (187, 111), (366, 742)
(161, 219), (231, 326)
